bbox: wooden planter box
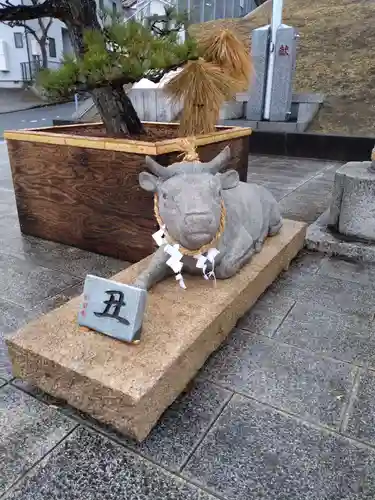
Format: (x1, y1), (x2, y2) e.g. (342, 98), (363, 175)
(5, 122), (251, 263)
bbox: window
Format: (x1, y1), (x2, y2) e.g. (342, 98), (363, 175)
(191, 0), (202, 23)
(224, 0), (234, 17)
(215, 0), (224, 19)
(48, 37), (56, 58)
(204, 0), (214, 21)
(14, 32), (23, 49)
(177, 0), (188, 15)
(99, 0), (104, 11)
(112, 1), (117, 16)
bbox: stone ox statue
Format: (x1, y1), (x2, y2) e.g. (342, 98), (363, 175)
(134, 146), (282, 290)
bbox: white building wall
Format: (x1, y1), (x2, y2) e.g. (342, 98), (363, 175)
(0, 0), (124, 88)
(0, 23), (29, 88)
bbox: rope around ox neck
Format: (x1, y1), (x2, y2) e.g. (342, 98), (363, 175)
(153, 194), (226, 256)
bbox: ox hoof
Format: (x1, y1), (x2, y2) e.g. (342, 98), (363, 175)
(254, 241), (264, 253)
(269, 221), (283, 236)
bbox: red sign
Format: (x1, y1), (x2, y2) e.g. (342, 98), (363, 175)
(279, 44), (289, 56)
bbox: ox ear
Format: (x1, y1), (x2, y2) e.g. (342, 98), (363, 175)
(218, 169), (240, 190)
(139, 171), (159, 192)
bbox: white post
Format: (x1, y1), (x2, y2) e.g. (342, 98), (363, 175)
(74, 93), (79, 114)
(263, 0), (283, 120)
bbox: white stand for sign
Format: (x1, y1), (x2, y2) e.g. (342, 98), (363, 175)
(246, 0), (298, 123)
(263, 0), (283, 120)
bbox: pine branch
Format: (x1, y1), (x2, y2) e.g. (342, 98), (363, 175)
(0, 0), (59, 23)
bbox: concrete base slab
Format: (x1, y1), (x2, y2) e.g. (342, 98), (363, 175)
(6, 220), (306, 442)
(306, 210), (375, 262)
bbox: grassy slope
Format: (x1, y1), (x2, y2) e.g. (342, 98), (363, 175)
(190, 0), (375, 137)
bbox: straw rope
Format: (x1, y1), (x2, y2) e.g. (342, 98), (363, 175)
(175, 138), (200, 162)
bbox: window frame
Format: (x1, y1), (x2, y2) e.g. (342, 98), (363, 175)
(14, 32), (24, 49)
(48, 37), (57, 58)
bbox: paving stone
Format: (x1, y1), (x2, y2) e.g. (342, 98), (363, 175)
(319, 257), (375, 286)
(0, 188), (17, 216)
(248, 177), (300, 196)
(247, 155), (337, 178)
(264, 187), (291, 201)
(0, 298), (30, 379)
(183, 395), (375, 500)
(276, 302), (375, 367)
(269, 273), (375, 317)
(0, 284), (84, 380)
(284, 249), (324, 278)
(0, 159), (13, 191)
(236, 293), (295, 337)
(280, 191), (330, 224)
(0, 217), (128, 280)
(0, 214), (23, 254)
(201, 335), (354, 427)
(279, 172), (336, 224)
(0, 384), (76, 496)
(13, 378), (231, 472)
(248, 171), (308, 186)
(0, 253), (80, 308)
(30, 282), (84, 318)
(346, 370), (375, 446)
(108, 379), (231, 471)
(5, 426), (216, 500)
(5, 236), (129, 279)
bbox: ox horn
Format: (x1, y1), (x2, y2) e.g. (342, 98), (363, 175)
(145, 156), (172, 179)
(206, 146), (231, 174)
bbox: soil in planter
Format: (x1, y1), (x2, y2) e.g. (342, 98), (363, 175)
(44, 122), (230, 141)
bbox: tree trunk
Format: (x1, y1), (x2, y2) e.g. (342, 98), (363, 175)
(91, 85), (144, 137)
(39, 37), (48, 69)
(59, 0), (145, 136)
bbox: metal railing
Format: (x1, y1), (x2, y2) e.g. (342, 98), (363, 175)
(21, 57), (41, 82)
(20, 57), (62, 83)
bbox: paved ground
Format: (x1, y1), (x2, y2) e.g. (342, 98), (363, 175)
(0, 102), (75, 139)
(0, 89), (45, 115)
(2, 146), (375, 499)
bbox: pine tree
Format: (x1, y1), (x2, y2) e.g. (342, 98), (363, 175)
(0, 1), (251, 138)
(37, 16), (198, 136)
(0, 0), (195, 136)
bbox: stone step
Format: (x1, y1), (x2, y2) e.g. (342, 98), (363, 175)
(6, 219), (306, 441)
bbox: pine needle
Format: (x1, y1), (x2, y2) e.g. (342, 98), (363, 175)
(165, 59), (238, 135)
(199, 28), (253, 92)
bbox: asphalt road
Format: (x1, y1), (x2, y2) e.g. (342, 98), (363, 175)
(0, 101), (76, 139)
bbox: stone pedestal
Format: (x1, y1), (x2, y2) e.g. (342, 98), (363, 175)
(328, 161), (375, 241)
(306, 158), (375, 262)
(7, 220), (306, 442)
